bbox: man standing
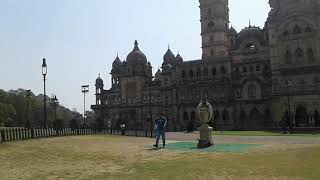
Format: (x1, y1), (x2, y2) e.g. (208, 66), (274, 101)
(153, 112), (167, 148)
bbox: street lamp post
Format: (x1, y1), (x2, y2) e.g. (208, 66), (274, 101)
(42, 58), (47, 129)
(26, 90), (31, 128)
(53, 95), (59, 128)
(285, 80), (294, 134)
(82, 85), (89, 127)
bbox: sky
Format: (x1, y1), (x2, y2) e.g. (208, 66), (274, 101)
(0, 0), (270, 114)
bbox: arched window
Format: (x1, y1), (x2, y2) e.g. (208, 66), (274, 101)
(305, 26), (312, 33)
(247, 43), (256, 51)
(220, 66), (226, 75)
(293, 25), (302, 34)
(183, 112), (189, 121)
(250, 108), (260, 121)
(230, 39), (234, 46)
(295, 48), (304, 58)
(182, 70), (186, 79)
(197, 68), (202, 79)
(203, 68), (209, 78)
(247, 83), (257, 98)
(207, 8), (212, 17)
(212, 67), (217, 77)
(307, 48), (314, 62)
(189, 70), (194, 79)
(222, 110), (229, 122)
(285, 50), (292, 64)
(191, 111), (196, 121)
(283, 30), (289, 36)
(211, 50), (214, 55)
(208, 21), (215, 29)
(214, 110), (220, 122)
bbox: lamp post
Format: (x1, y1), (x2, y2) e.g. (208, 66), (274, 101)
(26, 90), (31, 128)
(285, 80), (293, 134)
(81, 85), (89, 127)
(42, 58), (47, 129)
(53, 95), (59, 128)
(149, 79), (153, 137)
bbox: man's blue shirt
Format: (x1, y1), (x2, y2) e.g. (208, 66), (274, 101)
(155, 117), (167, 131)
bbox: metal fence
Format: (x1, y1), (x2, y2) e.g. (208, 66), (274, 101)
(0, 128), (154, 143)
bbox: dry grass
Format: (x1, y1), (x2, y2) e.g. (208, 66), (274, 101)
(0, 135), (320, 180)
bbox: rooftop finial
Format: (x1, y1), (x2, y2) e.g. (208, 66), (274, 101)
(168, 44), (170, 50)
(133, 40), (140, 51)
(249, 19), (251, 27)
(98, 73), (100, 77)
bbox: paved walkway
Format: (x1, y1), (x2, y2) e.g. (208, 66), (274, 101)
(166, 132), (320, 145)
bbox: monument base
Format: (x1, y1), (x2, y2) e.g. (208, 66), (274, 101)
(197, 139), (214, 149)
(197, 124), (214, 149)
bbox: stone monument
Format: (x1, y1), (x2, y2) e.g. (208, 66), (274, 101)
(197, 99), (214, 148)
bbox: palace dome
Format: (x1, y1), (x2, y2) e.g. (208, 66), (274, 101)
(126, 40), (148, 64)
(176, 53), (183, 63)
(237, 26), (264, 41)
(95, 76), (103, 86)
(112, 55), (122, 68)
(163, 48), (175, 63)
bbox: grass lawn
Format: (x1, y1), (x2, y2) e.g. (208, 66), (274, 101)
(1, 135), (320, 180)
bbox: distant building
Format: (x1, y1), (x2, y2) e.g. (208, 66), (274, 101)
(91, 0), (320, 131)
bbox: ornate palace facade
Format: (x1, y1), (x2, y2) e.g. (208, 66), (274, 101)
(91, 0), (320, 131)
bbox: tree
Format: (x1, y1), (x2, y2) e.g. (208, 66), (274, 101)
(0, 89), (81, 128)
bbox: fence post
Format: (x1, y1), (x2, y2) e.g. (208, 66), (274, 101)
(31, 128), (35, 139)
(1, 129), (5, 142)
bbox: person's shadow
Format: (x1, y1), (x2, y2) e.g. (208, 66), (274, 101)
(145, 147), (164, 151)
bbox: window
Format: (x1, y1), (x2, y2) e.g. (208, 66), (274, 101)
(285, 50), (292, 64)
(211, 50), (214, 55)
(182, 70), (186, 79)
(295, 48), (304, 58)
(212, 67), (217, 77)
(307, 48), (314, 62)
(242, 67), (248, 73)
(208, 21), (215, 29)
(197, 68), (202, 78)
(246, 43), (256, 51)
(207, 8), (212, 17)
(305, 26), (312, 33)
(256, 65), (261, 71)
(189, 70), (194, 79)
(203, 68), (209, 78)
(293, 25), (302, 34)
(248, 83), (257, 98)
(220, 66), (226, 75)
(249, 66), (254, 72)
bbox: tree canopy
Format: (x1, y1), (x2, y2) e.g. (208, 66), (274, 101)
(0, 89), (81, 127)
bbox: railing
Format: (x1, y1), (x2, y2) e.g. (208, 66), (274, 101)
(0, 127), (154, 143)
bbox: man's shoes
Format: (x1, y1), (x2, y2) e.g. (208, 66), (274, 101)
(153, 144), (158, 148)
(162, 145), (165, 148)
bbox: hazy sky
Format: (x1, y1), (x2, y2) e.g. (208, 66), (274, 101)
(0, 0), (270, 113)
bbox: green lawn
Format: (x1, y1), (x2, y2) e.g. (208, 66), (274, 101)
(1, 135), (320, 180)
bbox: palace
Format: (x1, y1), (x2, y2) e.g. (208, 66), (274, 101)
(91, 0), (320, 131)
